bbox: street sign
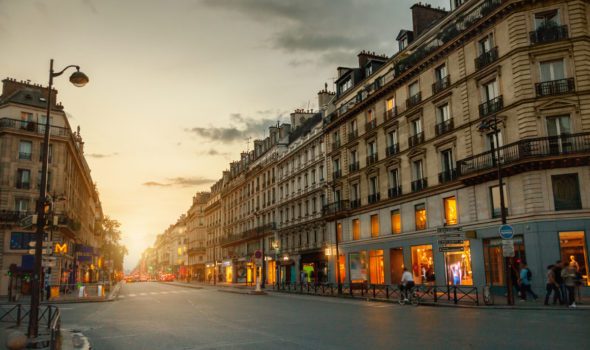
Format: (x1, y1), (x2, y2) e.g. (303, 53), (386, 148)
(439, 246), (465, 252)
(437, 226), (463, 233)
(439, 232), (465, 239)
(254, 250), (262, 259)
(502, 239), (515, 257)
(28, 241), (53, 248)
(499, 224), (514, 239)
(438, 239), (465, 245)
(28, 248), (52, 255)
(19, 215), (37, 229)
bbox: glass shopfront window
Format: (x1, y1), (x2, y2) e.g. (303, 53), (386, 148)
(444, 241), (473, 285)
(411, 245), (435, 284)
(390, 248), (404, 284)
(559, 231), (589, 286)
(338, 254), (346, 283)
(369, 250), (384, 284)
(349, 251), (368, 283)
(483, 236), (526, 287)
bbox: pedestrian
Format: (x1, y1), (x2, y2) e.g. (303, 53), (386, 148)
(544, 265), (561, 305)
(519, 262), (538, 301)
(400, 268), (415, 301)
(300, 270), (306, 284)
(561, 261), (577, 308)
(553, 260), (566, 305)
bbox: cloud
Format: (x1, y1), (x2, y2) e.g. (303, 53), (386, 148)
(86, 152), (119, 159)
(82, 0), (98, 14)
(197, 149), (231, 157)
(142, 177), (216, 188)
(201, 0), (450, 63)
(185, 111), (287, 143)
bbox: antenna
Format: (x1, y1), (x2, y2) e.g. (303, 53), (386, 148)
(245, 137), (252, 152)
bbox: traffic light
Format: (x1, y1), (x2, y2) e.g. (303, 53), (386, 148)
(43, 199), (52, 215)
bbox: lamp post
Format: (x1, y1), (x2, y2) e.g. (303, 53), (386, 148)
(29, 59), (88, 338)
(478, 114), (514, 306)
(330, 183), (342, 295)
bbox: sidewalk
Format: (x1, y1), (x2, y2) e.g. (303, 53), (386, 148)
(1, 281), (123, 305)
(164, 281), (590, 310)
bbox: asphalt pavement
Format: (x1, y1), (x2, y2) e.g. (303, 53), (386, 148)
(58, 282), (590, 350)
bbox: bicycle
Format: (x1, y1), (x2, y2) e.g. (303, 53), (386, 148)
(398, 285), (420, 306)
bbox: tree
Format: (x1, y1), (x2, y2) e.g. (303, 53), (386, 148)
(99, 216), (128, 279)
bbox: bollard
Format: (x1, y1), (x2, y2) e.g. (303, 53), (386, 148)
(5, 331), (27, 350)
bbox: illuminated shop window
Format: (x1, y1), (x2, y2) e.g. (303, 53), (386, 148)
(349, 251), (368, 283)
(370, 215), (379, 237)
(559, 231), (589, 286)
(338, 254), (346, 283)
(411, 245), (435, 284)
(415, 203), (427, 230)
(352, 219), (360, 240)
(444, 196), (458, 225)
(391, 209), (401, 234)
(444, 241), (473, 286)
(369, 250), (385, 284)
(337, 222), (343, 241)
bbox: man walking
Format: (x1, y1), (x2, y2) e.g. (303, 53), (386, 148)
(519, 262), (538, 301)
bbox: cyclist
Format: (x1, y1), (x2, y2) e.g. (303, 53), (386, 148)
(400, 267), (415, 302)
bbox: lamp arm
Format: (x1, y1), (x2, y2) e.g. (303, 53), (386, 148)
(52, 65), (80, 78)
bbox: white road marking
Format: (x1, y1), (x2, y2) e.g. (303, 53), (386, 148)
(118, 295), (125, 299)
(150, 292), (158, 295)
(129, 293), (136, 297)
(139, 292), (147, 296)
(161, 291), (169, 294)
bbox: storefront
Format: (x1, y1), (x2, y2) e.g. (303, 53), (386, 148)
(265, 259), (276, 284)
(411, 245), (435, 284)
(483, 236), (526, 289)
(222, 260), (232, 283)
(235, 259), (254, 284)
(558, 231), (589, 286)
(443, 241), (473, 285)
(300, 251), (328, 284)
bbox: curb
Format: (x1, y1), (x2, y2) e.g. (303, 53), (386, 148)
(155, 281), (203, 290)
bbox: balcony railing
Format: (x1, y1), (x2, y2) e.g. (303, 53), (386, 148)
(408, 132), (425, 148)
(479, 96), (503, 118)
(438, 169), (458, 183)
(331, 141), (341, 150)
(530, 24), (568, 44)
(368, 193), (381, 204)
(457, 132), (590, 177)
(18, 152), (32, 160)
(350, 199), (361, 209)
(384, 107), (398, 121)
(406, 92), (422, 109)
(349, 161), (360, 173)
(16, 181), (31, 190)
(432, 75), (451, 95)
(535, 78), (575, 97)
(366, 153), (378, 165)
(332, 169), (342, 179)
(365, 120), (377, 132)
(0, 210), (32, 223)
(388, 186), (402, 199)
(411, 178), (428, 192)
(386, 144), (399, 157)
(435, 118), (454, 136)
(0, 118), (71, 138)
(348, 130), (358, 141)
(475, 47), (498, 70)
(322, 201), (350, 216)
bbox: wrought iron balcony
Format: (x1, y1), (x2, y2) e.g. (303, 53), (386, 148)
(349, 161), (360, 173)
(16, 181), (30, 190)
(365, 119), (377, 132)
(366, 153), (379, 165)
(457, 132), (590, 183)
(435, 118), (454, 136)
(384, 107), (398, 121)
(411, 178), (428, 192)
(0, 118), (71, 138)
(438, 169), (458, 183)
(535, 78), (575, 97)
(322, 201), (350, 216)
(408, 132), (425, 148)
(530, 24), (568, 44)
(350, 199), (361, 209)
(406, 92), (422, 109)
(331, 141), (341, 150)
(0, 210), (32, 223)
(332, 169), (342, 179)
(348, 129), (358, 141)
(388, 186), (402, 199)
(432, 75), (450, 95)
(386, 143), (399, 157)
(368, 193), (381, 204)
(19, 152), (32, 160)
(475, 47), (499, 70)
(479, 96), (503, 118)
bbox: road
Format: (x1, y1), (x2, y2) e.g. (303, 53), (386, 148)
(59, 282), (590, 350)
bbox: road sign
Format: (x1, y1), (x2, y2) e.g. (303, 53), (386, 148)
(254, 250), (262, 259)
(438, 239), (465, 245)
(439, 232), (465, 239)
(499, 224), (514, 239)
(439, 246), (465, 252)
(19, 215), (37, 229)
(502, 239), (515, 257)
(437, 226), (463, 233)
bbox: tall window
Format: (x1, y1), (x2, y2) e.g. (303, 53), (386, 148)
(389, 168), (400, 189)
(478, 33), (494, 55)
(351, 183), (359, 201)
(15, 198), (29, 212)
(540, 59), (565, 82)
(444, 196), (458, 225)
(350, 119), (358, 134)
(369, 250), (385, 284)
(333, 159), (340, 172)
(369, 176), (378, 195)
(386, 98), (395, 111)
(350, 150), (357, 164)
(490, 185), (508, 218)
(311, 169), (316, 184)
(16, 169), (31, 189)
(547, 115), (572, 153)
(415, 204), (427, 230)
(487, 131), (503, 151)
(371, 214), (379, 237)
(413, 159), (424, 180)
(552, 174), (581, 211)
(352, 219), (360, 240)
(411, 118), (422, 135)
(387, 129), (398, 147)
(558, 231), (589, 286)
(19, 141), (32, 160)
(436, 104), (450, 123)
(409, 81), (419, 97)
(333, 131), (340, 146)
(367, 109), (374, 122)
(319, 166), (324, 181)
(441, 149), (454, 173)
(482, 79), (499, 102)
(534, 10), (559, 29)
(435, 64), (447, 81)
(391, 209), (401, 234)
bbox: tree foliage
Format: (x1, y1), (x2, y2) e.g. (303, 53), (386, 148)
(99, 216), (128, 272)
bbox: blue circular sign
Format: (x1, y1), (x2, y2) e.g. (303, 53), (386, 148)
(499, 224), (514, 239)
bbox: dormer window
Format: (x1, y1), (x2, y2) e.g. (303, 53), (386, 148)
(339, 77), (352, 95)
(366, 64), (373, 77)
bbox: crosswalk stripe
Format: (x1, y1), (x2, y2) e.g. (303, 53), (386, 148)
(129, 294), (136, 297)
(119, 295), (125, 298)
(150, 292), (158, 295)
(139, 293), (147, 296)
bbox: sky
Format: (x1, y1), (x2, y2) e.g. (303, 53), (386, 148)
(0, 0), (449, 270)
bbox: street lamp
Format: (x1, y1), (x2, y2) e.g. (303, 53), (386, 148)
(29, 59), (88, 338)
(478, 114), (514, 306)
(330, 183), (342, 295)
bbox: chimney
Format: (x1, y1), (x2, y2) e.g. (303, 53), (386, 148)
(1, 78), (59, 108)
(279, 124), (291, 139)
(318, 83), (336, 112)
(411, 3), (448, 37)
(290, 109), (315, 129)
(269, 126), (279, 144)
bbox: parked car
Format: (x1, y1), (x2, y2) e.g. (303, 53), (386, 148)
(159, 273), (175, 282)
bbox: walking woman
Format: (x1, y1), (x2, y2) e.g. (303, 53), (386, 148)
(544, 265), (561, 305)
(561, 262), (577, 308)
